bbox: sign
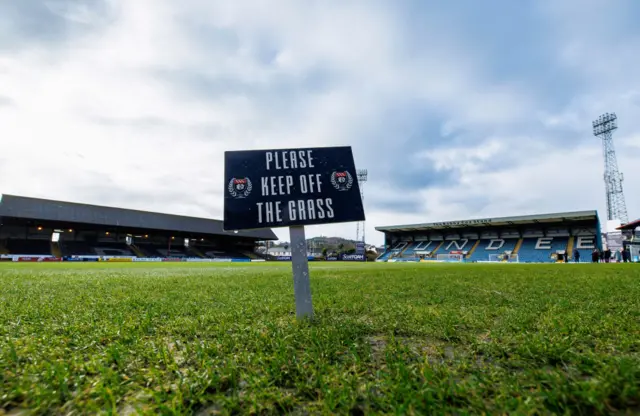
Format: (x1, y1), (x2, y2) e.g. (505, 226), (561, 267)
(223, 146), (365, 231)
(355, 242), (365, 255)
(276, 255), (315, 261)
(223, 146), (366, 320)
(340, 253), (365, 261)
(430, 219), (492, 226)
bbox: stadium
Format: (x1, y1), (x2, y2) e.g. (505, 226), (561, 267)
(2, 192), (640, 414)
(0, 194), (276, 262)
(1, 193), (638, 264)
(375, 210), (604, 263)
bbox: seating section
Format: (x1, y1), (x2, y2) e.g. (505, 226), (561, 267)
(61, 241), (134, 257)
(376, 250), (394, 261)
(432, 240), (477, 258)
(467, 239), (519, 262)
(6, 239), (51, 255)
(200, 248), (250, 259)
(374, 237), (580, 263)
(402, 241), (437, 257)
(376, 242), (409, 260)
(518, 237), (570, 263)
(2, 239), (253, 259)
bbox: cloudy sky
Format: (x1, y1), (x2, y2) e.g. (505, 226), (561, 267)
(1, 0), (639, 245)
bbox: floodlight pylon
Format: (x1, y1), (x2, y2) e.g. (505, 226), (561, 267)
(592, 113), (628, 224)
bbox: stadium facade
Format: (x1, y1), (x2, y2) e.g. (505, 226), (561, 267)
(0, 194), (276, 262)
(375, 211), (608, 263)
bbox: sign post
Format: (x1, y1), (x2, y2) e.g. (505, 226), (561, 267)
(223, 146), (365, 320)
(289, 226), (313, 318)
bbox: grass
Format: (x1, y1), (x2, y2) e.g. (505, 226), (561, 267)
(1, 262), (639, 415)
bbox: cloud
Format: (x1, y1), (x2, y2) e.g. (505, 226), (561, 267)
(1, 0), (639, 246)
(0, 95), (13, 107)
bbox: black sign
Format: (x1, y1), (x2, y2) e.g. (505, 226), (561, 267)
(223, 146), (365, 230)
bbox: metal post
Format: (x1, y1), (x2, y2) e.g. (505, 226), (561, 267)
(289, 225), (313, 319)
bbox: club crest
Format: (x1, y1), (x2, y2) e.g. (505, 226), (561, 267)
(330, 171), (353, 191)
(228, 177), (252, 198)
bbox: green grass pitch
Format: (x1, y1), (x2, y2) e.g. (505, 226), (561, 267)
(1, 262), (639, 415)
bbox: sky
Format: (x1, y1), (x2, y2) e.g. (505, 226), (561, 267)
(1, 0), (639, 246)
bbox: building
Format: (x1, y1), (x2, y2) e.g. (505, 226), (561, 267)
(0, 194), (276, 260)
(375, 211), (602, 263)
(616, 218), (640, 262)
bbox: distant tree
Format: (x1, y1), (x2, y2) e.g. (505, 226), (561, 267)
(322, 247), (328, 257)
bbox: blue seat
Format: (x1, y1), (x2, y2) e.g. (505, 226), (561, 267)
(467, 239), (519, 262)
(517, 237), (569, 262)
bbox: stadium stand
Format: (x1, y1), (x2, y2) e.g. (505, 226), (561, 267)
(466, 238), (519, 262)
(375, 211), (602, 263)
(616, 219), (640, 262)
(0, 194), (276, 261)
(517, 237), (570, 263)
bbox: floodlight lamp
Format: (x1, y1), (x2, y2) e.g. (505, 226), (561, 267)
(37, 226), (42, 231)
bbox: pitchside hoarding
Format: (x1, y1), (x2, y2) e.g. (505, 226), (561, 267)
(223, 146), (365, 231)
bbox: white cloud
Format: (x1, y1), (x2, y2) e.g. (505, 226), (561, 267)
(1, 0), (639, 247)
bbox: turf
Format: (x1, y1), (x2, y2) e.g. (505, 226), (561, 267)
(1, 262), (639, 415)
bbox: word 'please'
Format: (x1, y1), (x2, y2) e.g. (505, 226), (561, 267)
(266, 150), (314, 170)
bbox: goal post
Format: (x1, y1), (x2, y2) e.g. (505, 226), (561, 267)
(436, 253), (464, 262)
(488, 253), (519, 263)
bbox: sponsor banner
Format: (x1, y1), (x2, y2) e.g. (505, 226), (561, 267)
(251, 259), (266, 262)
(162, 258), (183, 262)
(325, 256), (339, 261)
(2, 254), (55, 260)
(105, 257), (133, 262)
(340, 254), (365, 261)
(65, 257), (100, 262)
(355, 242), (365, 255)
(132, 257), (162, 262)
(184, 258), (248, 263)
(15, 256), (61, 262)
(275, 255), (315, 261)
